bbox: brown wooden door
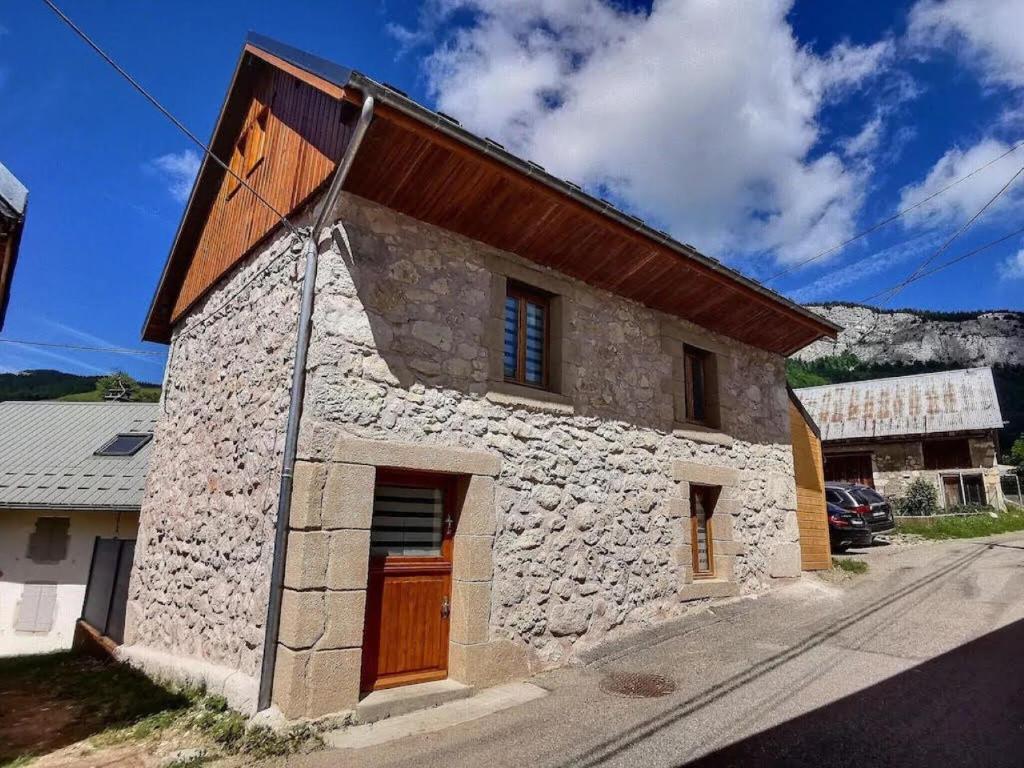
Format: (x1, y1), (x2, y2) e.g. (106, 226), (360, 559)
(360, 471), (455, 692)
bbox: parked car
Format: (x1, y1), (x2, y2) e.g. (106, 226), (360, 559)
(825, 483), (896, 538)
(828, 502), (873, 552)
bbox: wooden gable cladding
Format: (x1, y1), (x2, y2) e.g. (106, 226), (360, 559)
(170, 65), (353, 322)
(339, 107), (828, 356)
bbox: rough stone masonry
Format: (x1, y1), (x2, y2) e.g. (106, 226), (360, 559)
(124, 191), (802, 715)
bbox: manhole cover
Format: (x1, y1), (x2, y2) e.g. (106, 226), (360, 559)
(599, 672), (677, 698)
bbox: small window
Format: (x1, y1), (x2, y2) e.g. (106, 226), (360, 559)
(27, 517), (70, 563)
(690, 485), (717, 578)
(683, 345), (710, 425)
(15, 583), (57, 633)
(504, 283), (550, 388)
(95, 433), (152, 457)
(226, 105), (269, 198)
(371, 478), (453, 558)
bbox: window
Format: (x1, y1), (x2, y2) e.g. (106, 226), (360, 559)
(504, 283), (549, 388)
(690, 485), (717, 578)
(371, 479), (452, 557)
(27, 517), (69, 563)
(823, 452), (874, 487)
(683, 345), (713, 425)
(95, 433), (152, 457)
(15, 583), (57, 633)
(226, 105), (269, 198)
(923, 439), (971, 470)
(942, 473), (987, 507)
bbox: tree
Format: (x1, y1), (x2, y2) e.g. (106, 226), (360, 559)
(893, 477), (939, 517)
(97, 371), (141, 402)
(1011, 437), (1024, 479)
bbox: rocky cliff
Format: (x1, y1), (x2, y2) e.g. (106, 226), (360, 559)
(795, 304), (1024, 366)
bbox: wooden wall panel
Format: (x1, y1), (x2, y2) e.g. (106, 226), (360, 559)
(171, 66), (353, 321)
(789, 399), (831, 571)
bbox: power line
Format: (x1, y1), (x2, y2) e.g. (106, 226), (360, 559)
(859, 223), (1024, 303)
(0, 339), (165, 357)
(765, 137), (1024, 284)
(832, 159), (1024, 349)
(41, 0), (297, 236)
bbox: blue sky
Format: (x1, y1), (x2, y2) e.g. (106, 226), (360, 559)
(1, 0), (1022, 380)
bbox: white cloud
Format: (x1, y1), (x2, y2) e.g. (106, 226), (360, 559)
(998, 248), (1024, 278)
(896, 137), (1024, 227)
(909, 0), (1024, 89)
(405, 0), (893, 265)
(841, 115), (884, 158)
(150, 149), (200, 203)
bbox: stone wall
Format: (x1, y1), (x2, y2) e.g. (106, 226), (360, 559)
(123, 227), (306, 709)
(297, 192), (801, 669)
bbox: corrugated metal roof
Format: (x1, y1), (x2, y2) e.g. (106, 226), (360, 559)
(0, 401), (158, 510)
(794, 367), (1004, 443)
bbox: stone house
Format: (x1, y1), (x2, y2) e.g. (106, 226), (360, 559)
(126, 34), (839, 718)
(794, 368), (1008, 509)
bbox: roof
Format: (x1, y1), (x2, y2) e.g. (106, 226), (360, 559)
(142, 33), (839, 355)
(793, 368), (1004, 443)
(0, 162), (27, 332)
(0, 401), (158, 510)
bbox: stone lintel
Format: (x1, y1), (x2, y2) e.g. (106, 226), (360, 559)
(331, 436), (500, 477)
(672, 460), (739, 487)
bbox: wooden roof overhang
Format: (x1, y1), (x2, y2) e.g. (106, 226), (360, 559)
(143, 33), (840, 355)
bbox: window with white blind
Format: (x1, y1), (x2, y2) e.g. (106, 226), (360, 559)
(27, 517), (70, 563)
(371, 484), (446, 557)
(15, 582), (57, 633)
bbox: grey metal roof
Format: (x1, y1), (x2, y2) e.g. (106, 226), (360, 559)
(0, 162), (28, 220)
(0, 401), (158, 510)
(794, 368), (1004, 443)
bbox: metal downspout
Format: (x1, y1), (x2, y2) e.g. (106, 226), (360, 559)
(257, 95), (375, 712)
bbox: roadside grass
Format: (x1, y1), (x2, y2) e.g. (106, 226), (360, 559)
(831, 557), (869, 574)
(898, 504), (1024, 541)
(0, 652), (321, 767)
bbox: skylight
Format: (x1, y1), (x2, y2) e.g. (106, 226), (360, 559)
(95, 433), (152, 457)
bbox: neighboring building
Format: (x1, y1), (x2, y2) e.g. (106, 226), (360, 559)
(0, 401), (156, 656)
(126, 34), (839, 717)
(0, 162), (28, 331)
(787, 387), (829, 571)
(795, 368), (1007, 509)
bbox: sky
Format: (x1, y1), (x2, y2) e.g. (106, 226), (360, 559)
(1, 0), (1023, 381)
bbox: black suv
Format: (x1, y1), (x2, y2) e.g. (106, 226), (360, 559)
(825, 483), (895, 538)
(828, 501), (872, 552)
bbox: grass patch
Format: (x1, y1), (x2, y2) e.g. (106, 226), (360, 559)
(832, 557), (869, 574)
(0, 653), (321, 767)
(897, 505), (1024, 540)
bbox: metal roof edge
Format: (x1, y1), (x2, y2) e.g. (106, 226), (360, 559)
(796, 366), (996, 394)
(0, 502), (142, 512)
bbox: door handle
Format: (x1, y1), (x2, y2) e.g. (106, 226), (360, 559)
(441, 596), (450, 618)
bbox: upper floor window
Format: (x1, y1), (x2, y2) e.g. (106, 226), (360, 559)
(226, 105), (269, 198)
(683, 345), (711, 425)
(923, 438), (972, 470)
(504, 283), (549, 388)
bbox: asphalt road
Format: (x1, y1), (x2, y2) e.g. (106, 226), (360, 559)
(287, 532), (1024, 768)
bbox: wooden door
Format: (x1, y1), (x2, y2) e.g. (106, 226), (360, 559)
(360, 471), (456, 692)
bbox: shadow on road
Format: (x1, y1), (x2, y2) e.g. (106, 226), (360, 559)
(684, 617), (1024, 768)
(563, 543), (993, 768)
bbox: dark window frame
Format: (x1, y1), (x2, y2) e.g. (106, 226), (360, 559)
(94, 433), (152, 457)
(690, 485), (718, 579)
(503, 282), (551, 390)
(683, 345), (711, 425)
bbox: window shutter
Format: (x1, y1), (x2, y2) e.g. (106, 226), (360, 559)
(15, 583), (57, 632)
(27, 518), (70, 563)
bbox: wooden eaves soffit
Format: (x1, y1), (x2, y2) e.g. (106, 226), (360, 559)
(143, 33), (839, 355)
